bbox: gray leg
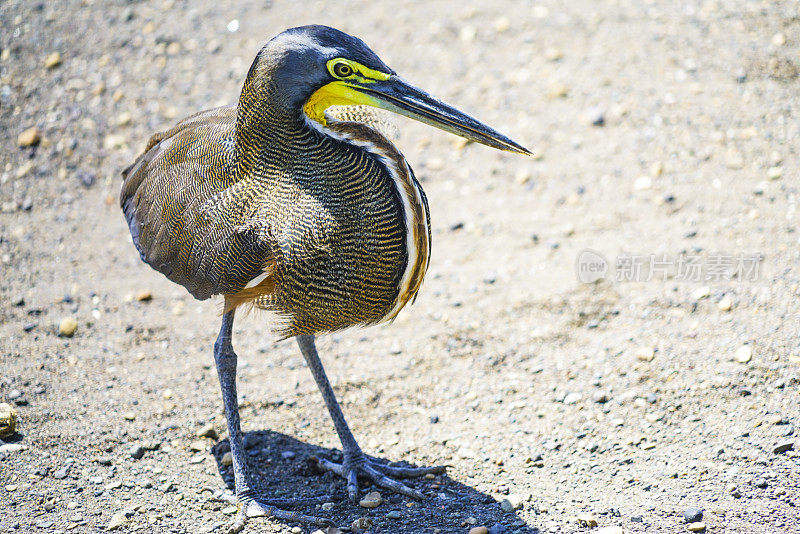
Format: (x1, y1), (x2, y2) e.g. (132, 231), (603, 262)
(296, 335), (445, 502)
(213, 311), (332, 532)
(214, 311), (251, 495)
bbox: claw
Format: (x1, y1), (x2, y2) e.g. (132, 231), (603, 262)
(347, 468), (359, 503)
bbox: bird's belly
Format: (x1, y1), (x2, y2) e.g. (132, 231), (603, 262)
(262, 198), (408, 337)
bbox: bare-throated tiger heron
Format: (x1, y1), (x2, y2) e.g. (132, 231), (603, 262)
(121, 25), (530, 530)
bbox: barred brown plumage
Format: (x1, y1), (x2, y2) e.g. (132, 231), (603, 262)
(121, 96), (421, 338)
(120, 25), (529, 531)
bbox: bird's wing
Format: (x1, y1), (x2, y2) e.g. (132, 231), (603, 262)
(326, 105), (400, 141)
(120, 106), (274, 301)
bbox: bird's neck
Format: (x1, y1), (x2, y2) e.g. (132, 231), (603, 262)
(235, 73), (316, 175)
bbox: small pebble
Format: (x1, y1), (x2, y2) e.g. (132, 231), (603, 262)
(351, 517), (373, 530)
(116, 111), (132, 126)
(717, 296), (733, 311)
(593, 391), (609, 404)
(130, 444), (145, 460)
(544, 47), (563, 61)
(635, 346), (655, 362)
(577, 514), (598, 527)
(687, 522), (706, 532)
(44, 52), (62, 68)
(634, 176), (652, 190)
(735, 345), (752, 363)
(321, 502), (334, 511)
(189, 440), (206, 452)
(0, 402), (18, 438)
(59, 317), (78, 337)
(221, 452), (233, 466)
(469, 527), (489, 534)
(106, 513), (128, 531)
(753, 477), (768, 488)
(53, 465), (70, 479)
(78, 171), (96, 188)
(196, 424), (218, 440)
(359, 490), (382, 508)
(135, 289), (153, 302)
(547, 82), (569, 99)
(691, 286), (710, 300)
(586, 107), (605, 126)
(386, 510), (401, 519)
(0, 443), (24, 454)
(18, 127), (41, 147)
(767, 166), (782, 180)
(683, 508), (703, 523)
(650, 161), (664, 176)
(493, 16), (510, 33)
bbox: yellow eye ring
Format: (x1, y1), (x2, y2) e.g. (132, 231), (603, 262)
(332, 62), (353, 78)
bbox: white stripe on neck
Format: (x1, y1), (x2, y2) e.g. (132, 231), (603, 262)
(302, 114), (426, 323)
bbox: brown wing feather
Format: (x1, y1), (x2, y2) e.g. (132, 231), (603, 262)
(120, 106), (275, 300)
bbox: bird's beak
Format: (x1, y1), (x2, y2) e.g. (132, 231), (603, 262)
(351, 76), (532, 155)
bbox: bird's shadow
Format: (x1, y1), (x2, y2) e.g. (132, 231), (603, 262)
(211, 430), (538, 534)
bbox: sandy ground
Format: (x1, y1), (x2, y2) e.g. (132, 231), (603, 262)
(1, 1), (799, 533)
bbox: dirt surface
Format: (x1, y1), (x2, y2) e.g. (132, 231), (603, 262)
(1, 1), (799, 533)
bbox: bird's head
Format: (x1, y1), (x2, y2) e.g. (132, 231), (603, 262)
(251, 25), (530, 155)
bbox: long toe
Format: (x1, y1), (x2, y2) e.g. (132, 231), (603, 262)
(215, 490), (335, 508)
(315, 456), (445, 501)
(362, 463), (425, 499)
(244, 499), (334, 525)
(371, 462), (447, 478)
(222, 494), (335, 534)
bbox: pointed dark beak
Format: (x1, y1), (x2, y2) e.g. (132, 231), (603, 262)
(351, 76), (532, 155)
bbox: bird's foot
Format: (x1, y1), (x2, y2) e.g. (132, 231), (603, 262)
(314, 453), (446, 502)
(214, 491), (334, 534)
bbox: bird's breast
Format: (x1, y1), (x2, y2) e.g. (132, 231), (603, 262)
(258, 120), (430, 337)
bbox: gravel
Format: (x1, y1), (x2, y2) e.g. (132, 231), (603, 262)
(1, 1), (799, 533)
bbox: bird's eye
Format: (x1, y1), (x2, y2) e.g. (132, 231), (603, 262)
(333, 62), (353, 78)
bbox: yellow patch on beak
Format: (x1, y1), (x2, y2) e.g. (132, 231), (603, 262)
(303, 81), (380, 126)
